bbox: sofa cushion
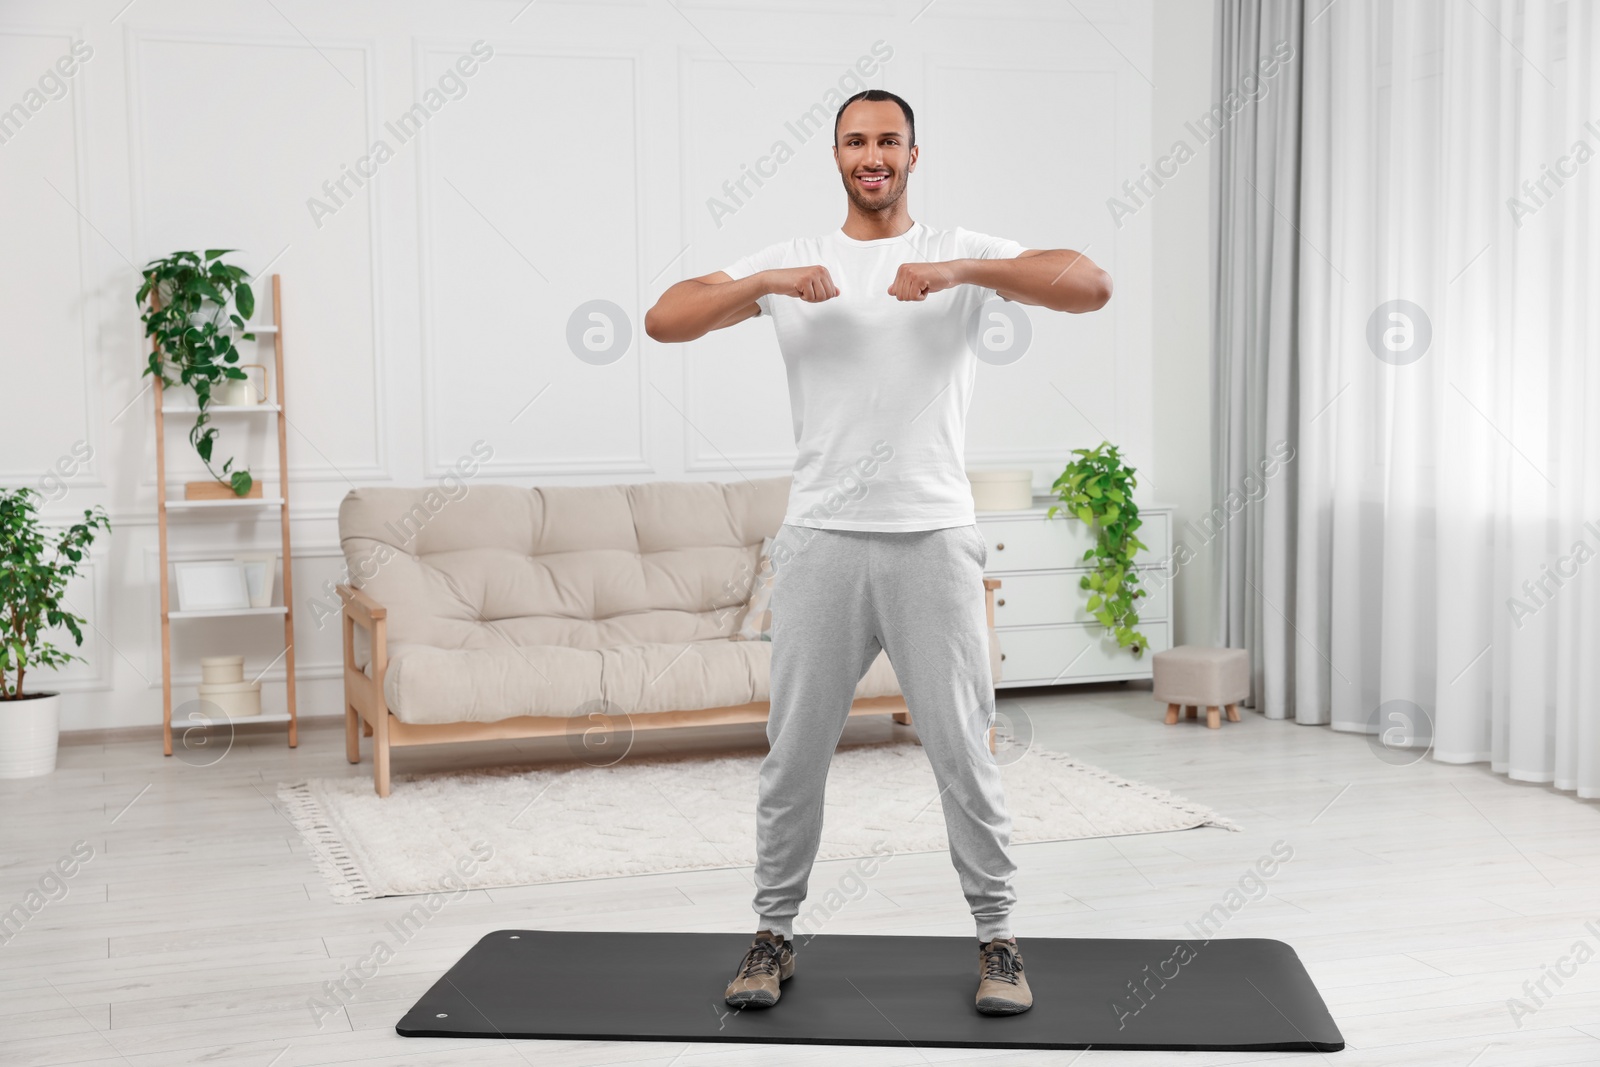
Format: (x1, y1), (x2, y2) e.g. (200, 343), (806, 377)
(383, 643), (603, 724)
(596, 637), (906, 717)
(382, 632), (1003, 724)
(340, 477), (789, 668)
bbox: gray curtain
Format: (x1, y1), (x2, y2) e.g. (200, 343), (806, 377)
(1210, 0), (1309, 720)
(1213, 0), (1600, 798)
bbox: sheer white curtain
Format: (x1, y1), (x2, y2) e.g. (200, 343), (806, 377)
(1290, 0), (1600, 796)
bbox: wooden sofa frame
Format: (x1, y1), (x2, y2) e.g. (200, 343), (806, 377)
(341, 578), (1003, 797)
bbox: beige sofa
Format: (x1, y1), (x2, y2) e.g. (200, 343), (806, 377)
(338, 475), (1002, 796)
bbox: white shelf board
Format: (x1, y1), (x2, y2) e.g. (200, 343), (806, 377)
(171, 711), (293, 728)
(229, 324), (278, 334)
(168, 606), (287, 620)
(162, 403), (280, 413)
(164, 497), (284, 510)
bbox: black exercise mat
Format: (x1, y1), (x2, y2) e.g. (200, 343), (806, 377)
(397, 929), (1343, 1052)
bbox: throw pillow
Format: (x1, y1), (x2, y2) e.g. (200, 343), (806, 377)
(732, 535), (775, 641)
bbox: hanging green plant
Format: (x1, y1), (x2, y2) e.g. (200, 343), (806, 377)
(1047, 441), (1150, 656)
(137, 250), (257, 496)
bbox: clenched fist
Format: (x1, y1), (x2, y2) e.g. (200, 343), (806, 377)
(768, 265), (840, 303)
(887, 262), (960, 301)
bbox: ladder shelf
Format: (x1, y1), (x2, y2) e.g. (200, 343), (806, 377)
(151, 273), (299, 754)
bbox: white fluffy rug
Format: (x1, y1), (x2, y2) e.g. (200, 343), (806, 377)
(279, 742), (1238, 902)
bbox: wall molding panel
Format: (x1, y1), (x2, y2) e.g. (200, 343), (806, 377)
(124, 28), (392, 486)
(0, 25), (104, 488)
(414, 42), (652, 479)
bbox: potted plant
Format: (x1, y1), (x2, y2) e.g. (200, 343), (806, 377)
(1048, 441), (1151, 656)
(137, 250), (259, 497)
(0, 488), (110, 778)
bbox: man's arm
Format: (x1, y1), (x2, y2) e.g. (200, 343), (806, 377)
(886, 249), (1112, 312)
(645, 265), (841, 343)
(959, 249), (1111, 312)
(644, 271), (767, 344)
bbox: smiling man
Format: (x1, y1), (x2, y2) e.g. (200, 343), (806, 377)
(645, 88), (1111, 1017)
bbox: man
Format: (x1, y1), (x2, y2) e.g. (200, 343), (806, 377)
(644, 89), (1111, 1016)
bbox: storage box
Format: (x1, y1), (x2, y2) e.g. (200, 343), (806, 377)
(968, 468), (1035, 511)
(196, 680), (262, 718)
(199, 655), (246, 685)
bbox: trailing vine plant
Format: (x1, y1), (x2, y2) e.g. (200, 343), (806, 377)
(137, 250), (257, 495)
(1047, 441), (1150, 656)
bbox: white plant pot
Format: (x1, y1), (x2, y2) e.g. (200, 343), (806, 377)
(0, 692), (62, 779)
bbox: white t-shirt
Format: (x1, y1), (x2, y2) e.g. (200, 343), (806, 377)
(722, 221), (1027, 532)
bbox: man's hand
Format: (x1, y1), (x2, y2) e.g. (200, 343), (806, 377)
(887, 261), (962, 301)
(768, 265), (840, 302)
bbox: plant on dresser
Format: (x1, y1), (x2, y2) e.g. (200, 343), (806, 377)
(0, 488), (110, 777)
(1047, 441), (1150, 656)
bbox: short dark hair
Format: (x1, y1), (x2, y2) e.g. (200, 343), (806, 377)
(834, 89), (915, 148)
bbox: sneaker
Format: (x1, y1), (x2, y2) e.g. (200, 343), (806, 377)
(975, 936), (1033, 1014)
(724, 929), (796, 1009)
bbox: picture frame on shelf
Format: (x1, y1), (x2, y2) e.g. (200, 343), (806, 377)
(234, 553), (277, 609)
(174, 561), (251, 612)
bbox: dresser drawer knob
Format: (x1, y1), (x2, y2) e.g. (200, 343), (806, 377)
(1000, 653), (1006, 660)
(996, 598), (1005, 606)
(996, 542), (1005, 550)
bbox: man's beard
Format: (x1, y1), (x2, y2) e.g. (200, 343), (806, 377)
(843, 170), (906, 214)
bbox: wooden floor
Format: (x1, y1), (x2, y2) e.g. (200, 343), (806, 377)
(3, 682), (1598, 1066)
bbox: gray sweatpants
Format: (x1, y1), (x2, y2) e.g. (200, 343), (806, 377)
(752, 522), (1018, 942)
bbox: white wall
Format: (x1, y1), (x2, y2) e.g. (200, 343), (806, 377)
(0, 0), (1189, 731)
(1150, 0), (1218, 647)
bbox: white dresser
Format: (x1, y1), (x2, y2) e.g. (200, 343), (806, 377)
(975, 498), (1174, 687)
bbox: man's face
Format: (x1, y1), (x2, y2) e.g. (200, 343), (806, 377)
(833, 99), (916, 214)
